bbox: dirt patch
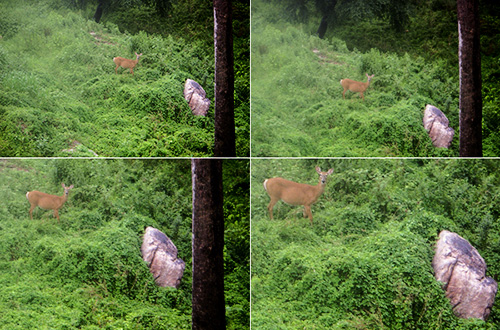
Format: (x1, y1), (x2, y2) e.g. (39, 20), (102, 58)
(0, 159), (31, 172)
(312, 48), (344, 65)
(90, 31), (116, 46)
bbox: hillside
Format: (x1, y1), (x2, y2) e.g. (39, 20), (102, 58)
(251, 0), (500, 157)
(0, 0), (249, 157)
(0, 159), (249, 329)
(251, 159), (500, 329)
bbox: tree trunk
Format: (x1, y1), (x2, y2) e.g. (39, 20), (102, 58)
(191, 159), (226, 330)
(457, 0), (482, 157)
(94, 0), (105, 23)
(316, 0), (337, 39)
(214, 0), (236, 157)
(317, 15), (328, 39)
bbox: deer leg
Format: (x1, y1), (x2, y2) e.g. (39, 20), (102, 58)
(53, 209), (60, 221)
(115, 65), (119, 74)
(304, 205), (313, 225)
(342, 89), (347, 99)
(130, 68), (134, 75)
(267, 198), (278, 220)
(29, 205), (35, 219)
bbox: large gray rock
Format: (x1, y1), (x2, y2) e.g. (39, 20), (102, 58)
(432, 230), (497, 320)
(184, 79), (210, 116)
(423, 104), (454, 148)
(141, 226), (185, 288)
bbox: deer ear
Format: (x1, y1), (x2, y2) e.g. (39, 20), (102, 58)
(69, 185), (74, 189)
(315, 166), (321, 173)
(327, 169), (334, 175)
(61, 183), (65, 187)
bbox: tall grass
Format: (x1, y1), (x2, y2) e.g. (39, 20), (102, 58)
(251, 0), (459, 157)
(0, 159), (249, 329)
(251, 159), (500, 329)
(0, 0), (249, 157)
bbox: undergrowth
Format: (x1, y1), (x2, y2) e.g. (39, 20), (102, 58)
(251, 159), (500, 329)
(250, 0), (500, 157)
(0, 159), (249, 329)
(0, 0), (249, 157)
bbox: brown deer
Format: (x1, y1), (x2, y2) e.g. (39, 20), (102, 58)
(340, 73), (375, 100)
(263, 167), (334, 225)
(113, 52), (142, 75)
(26, 183), (74, 221)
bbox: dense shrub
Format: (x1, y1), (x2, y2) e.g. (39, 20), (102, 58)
(252, 159), (500, 329)
(251, 0), (500, 156)
(0, 159), (249, 329)
(0, 0), (249, 157)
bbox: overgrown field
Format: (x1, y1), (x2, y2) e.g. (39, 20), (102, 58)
(0, 159), (249, 329)
(0, 0), (249, 157)
(251, 0), (499, 157)
(251, 159), (500, 329)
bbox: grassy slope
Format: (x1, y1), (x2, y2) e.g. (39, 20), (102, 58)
(0, 0), (249, 157)
(0, 159), (249, 329)
(251, 159), (500, 329)
(251, 1), (459, 157)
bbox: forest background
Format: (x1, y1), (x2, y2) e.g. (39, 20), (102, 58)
(0, 0), (249, 157)
(0, 158), (249, 329)
(252, 159), (500, 329)
(251, 0), (500, 157)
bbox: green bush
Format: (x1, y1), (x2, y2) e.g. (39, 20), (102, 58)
(0, 159), (249, 329)
(251, 0), (466, 157)
(0, 0), (249, 157)
(252, 159), (500, 328)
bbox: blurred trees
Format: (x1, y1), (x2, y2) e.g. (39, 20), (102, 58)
(279, 0), (416, 38)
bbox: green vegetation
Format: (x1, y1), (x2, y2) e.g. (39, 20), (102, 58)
(251, 0), (500, 156)
(0, 158), (249, 329)
(0, 0), (249, 157)
(252, 159), (500, 329)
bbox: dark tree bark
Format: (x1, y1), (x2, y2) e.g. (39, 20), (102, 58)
(214, 0), (236, 157)
(192, 159), (226, 330)
(94, 0), (105, 23)
(317, 15), (328, 39)
(457, 0), (482, 157)
(316, 0), (337, 39)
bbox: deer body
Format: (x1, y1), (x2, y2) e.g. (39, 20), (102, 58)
(340, 73), (374, 100)
(113, 52), (142, 75)
(26, 183), (74, 221)
(264, 167), (334, 225)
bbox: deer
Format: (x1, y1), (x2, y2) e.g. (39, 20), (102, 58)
(263, 167), (334, 225)
(26, 183), (74, 221)
(340, 73), (375, 101)
(113, 52), (142, 75)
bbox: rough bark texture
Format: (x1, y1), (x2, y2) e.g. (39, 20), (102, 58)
(433, 230), (497, 320)
(316, 0), (337, 39)
(93, 0), (105, 23)
(317, 15), (328, 39)
(184, 79), (210, 116)
(457, 0), (482, 157)
(191, 159), (226, 330)
(214, 0), (236, 157)
(422, 104), (455, 148)
(141, 226), (185, 288)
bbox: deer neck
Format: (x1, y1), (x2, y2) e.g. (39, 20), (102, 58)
(315, 180), (326, 196)
(60, 191), (69, 203)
